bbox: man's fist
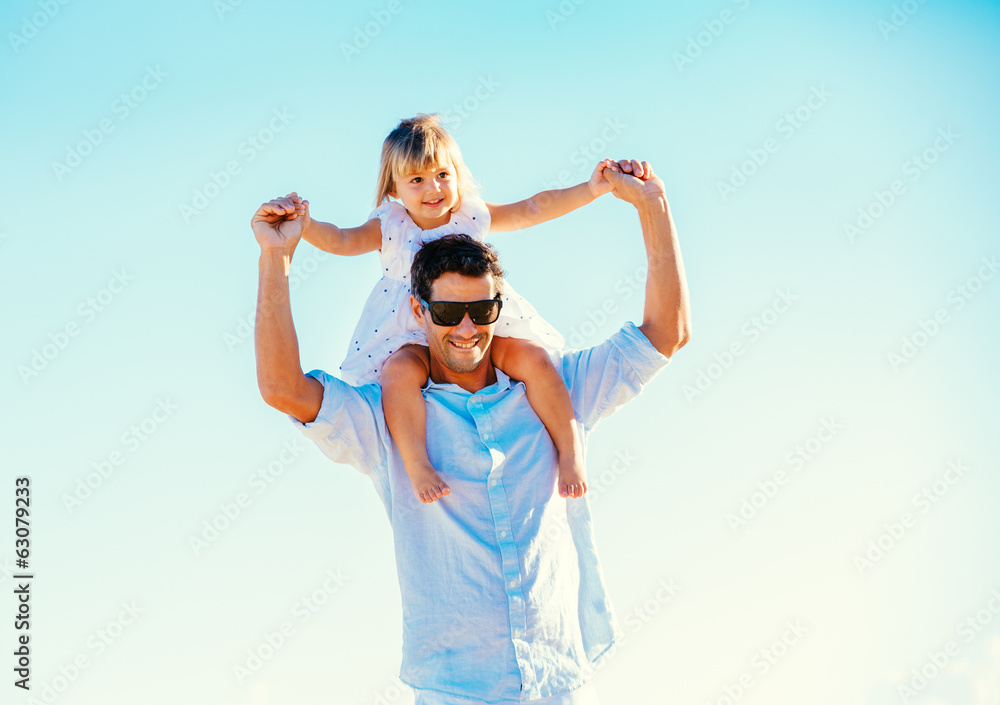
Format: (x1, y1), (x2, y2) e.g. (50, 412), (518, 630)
(251, 192), (309, 253)
(604, 160), (666, 207)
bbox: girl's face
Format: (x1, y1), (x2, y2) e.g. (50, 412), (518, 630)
(391, 161), (459, 230)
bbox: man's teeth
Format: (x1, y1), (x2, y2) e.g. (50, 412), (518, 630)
(451, 340), (476, 348)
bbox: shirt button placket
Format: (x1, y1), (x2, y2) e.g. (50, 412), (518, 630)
(472, 396), (529, 694)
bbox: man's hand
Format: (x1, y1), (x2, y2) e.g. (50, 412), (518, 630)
(586, 158), (618, 198)
(603, 159), (666, 207)
(251, 192), (309, 253)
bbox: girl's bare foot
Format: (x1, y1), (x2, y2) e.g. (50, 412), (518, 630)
(558, 453), (588, 499)
(408, 462), (450, 503)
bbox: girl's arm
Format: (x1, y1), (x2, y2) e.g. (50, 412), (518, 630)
(290, 193), (382, 256)
(486, 159), (617, 233)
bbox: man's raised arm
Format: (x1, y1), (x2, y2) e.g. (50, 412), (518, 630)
(251, 193), (324, 424)
(605, 160), (692, 358)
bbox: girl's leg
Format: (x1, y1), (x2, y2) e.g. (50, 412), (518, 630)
(491, 337), (587, 498)
(382, 345), (450, 503)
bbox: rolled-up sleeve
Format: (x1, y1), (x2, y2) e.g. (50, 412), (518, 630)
(286, 369), (390, 480)
(559, 322), (670, 431)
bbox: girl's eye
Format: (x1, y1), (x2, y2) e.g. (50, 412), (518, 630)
(439, 172), (449, 178)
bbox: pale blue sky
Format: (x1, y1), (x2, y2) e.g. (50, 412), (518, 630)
(2, 1), (999, 704)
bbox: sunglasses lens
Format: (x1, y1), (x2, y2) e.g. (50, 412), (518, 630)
(428, 300), (501, 326)
(468, 300), (501, 325)
(430, 303), (464, 326)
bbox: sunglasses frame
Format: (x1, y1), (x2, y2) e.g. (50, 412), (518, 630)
(418, 296), (503, 327)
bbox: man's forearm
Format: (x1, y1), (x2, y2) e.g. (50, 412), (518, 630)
(255, 249), (308, 405)
(636, 195), (691, 357)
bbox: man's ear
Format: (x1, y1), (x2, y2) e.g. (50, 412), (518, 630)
(410, 295), (424, 326)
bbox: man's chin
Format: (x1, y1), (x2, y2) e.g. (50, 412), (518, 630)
(442, 342), (490, 374)
(443, 353), (487, 374)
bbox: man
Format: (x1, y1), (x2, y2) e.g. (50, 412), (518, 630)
(251, 159), (691, 704)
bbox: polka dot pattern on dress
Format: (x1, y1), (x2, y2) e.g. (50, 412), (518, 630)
(338, 194), (563, 386)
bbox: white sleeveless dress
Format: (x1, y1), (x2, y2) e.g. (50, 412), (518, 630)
(338, 194), (565, 386)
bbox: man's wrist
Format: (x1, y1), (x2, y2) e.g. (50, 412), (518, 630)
(259, 247), (295, 276)
(634, 191), (668, 214)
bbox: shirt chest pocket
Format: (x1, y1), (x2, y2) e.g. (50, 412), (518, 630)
(425, 407), (495, 486)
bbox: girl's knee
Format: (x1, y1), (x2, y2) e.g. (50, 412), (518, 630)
(384, 345), (430, 380)
(494, 337), (554, 374)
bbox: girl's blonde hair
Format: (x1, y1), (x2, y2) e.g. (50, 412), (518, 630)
(375, 114), (476, 209)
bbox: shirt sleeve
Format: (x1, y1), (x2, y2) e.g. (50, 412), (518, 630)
(558, 322), (670, 432)
(286, 369), (390, 482)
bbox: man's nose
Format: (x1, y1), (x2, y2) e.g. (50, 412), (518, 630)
(454, 312), (477, 335)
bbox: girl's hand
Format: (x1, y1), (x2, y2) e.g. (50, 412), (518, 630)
(251, 192), (308, 253)
(288, 192), (312, 235)
(587, 159), (620, 198)
(603, 160), (665, 206)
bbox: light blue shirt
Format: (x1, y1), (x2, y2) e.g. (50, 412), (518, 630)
(290, 322), (669, 702)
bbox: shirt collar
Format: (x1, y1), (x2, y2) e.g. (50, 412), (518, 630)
(423, 365), (512, 396)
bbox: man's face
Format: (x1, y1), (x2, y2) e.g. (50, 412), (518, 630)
(412, 272), (497, 374)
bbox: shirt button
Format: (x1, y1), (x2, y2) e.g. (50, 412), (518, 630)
(514, 629), (523, 637)
(482, 433), (491, 440)
(509, 580), (517, 588)
(500, 530), (507, 537)
(490, 479), (497, 487)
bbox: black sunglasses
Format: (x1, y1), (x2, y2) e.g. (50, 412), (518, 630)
(419, 297), (503, 326)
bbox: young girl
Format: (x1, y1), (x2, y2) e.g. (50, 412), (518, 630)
(288, 114), (616, 503)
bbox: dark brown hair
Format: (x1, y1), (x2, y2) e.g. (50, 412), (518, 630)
(410, 234), (505, 304)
